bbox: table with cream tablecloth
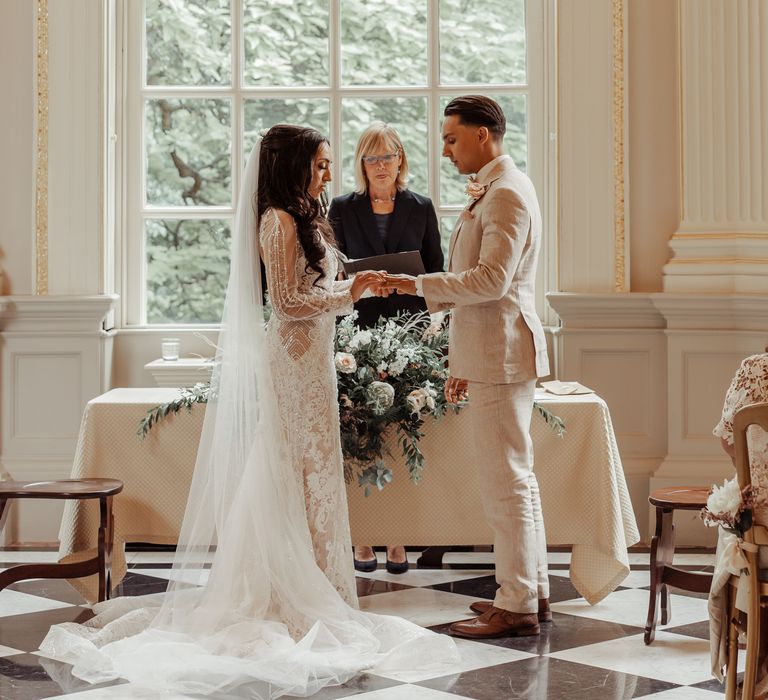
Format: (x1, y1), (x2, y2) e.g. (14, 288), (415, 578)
(59, 388), (639, 605)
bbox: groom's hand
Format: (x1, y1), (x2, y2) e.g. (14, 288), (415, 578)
(383, 274), (417, 296)
(445, 376), (469, 405)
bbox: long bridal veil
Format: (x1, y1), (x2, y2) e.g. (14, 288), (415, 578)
(40, 136), (458, 698)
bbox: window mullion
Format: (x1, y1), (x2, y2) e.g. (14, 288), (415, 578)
(329, 0), (342, 198)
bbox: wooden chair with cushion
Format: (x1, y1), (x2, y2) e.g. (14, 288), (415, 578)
(0, 478), (123, 602)
(723, 401), (768, 699)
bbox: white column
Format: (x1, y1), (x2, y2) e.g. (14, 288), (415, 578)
(0, 295), (117, 544)
(664, 0), (768, 292)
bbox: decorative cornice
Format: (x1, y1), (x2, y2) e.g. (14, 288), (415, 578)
(547, 292), (664, 329)
(35, 0), (49, 296)
(612, 0), (627, 292)
(650, 293), (768, 331)
(0, 295), (118, 333)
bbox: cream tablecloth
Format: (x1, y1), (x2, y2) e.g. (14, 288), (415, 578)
(59, 388), (639, 605)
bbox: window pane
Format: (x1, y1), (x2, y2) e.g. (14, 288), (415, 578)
(439, 0), (526, 85)
(440, 215), (457, 259)
(243, 99), (330, 158)
(243, 0), (329, 87)
(146, 99), (231, 207)
(146, 219), (230, 324)
(341, 0), (427, 86)
(341, 97), (428, 195)
(146, 0), (231, 86)
(439, 94), (527, 206)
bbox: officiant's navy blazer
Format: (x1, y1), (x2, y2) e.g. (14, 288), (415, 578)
(328, 189), (444, 329)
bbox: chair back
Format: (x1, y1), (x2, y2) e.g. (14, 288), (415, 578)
(733, 402), (768, 491)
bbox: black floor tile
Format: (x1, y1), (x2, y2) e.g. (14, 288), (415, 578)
(355, 577), (413, 597)
(429, 612), (642, 656)
(418, 656), (678, 699)
(7, 580), (87, 606)
(430, 573), (583, 605)
(664, 619), (711, 641)
(0, 653), (122, 699)
(0, 607), (94, 653)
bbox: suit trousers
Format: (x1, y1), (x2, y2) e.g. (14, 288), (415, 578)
(468, 379), (549, 613)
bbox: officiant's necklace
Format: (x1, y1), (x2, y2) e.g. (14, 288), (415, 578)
(371, 193), (396, 203)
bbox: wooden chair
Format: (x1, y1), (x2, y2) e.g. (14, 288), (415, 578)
(0, 479), (123, 602)
(644, 486), (714, 644)
(723, 402), (768, 699)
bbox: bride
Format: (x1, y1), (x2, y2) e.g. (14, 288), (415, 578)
(40, 125), (458, 698)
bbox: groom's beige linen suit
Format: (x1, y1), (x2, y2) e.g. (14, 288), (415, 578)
(418, 154), (550, 613)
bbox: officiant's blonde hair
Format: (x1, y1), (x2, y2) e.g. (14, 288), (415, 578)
(354, 122), (409, 195)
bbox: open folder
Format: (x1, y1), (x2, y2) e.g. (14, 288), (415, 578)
(341, 250), (425, 277)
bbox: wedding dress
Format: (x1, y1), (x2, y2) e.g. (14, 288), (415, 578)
(39, 136), (457, 698)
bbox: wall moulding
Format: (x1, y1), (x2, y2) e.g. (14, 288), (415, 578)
(35, 0), (49, 295)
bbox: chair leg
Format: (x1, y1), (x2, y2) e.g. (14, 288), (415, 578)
(645, 506), (674, 643)
(726, 582), (739, 700)
(743, 582), (761, 698)
(97, 496), (109, 603)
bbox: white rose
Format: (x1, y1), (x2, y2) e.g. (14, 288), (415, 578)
(425, 395), (436, 412)
(705, 477), (742, 525)
(334, 352), (357, 374)
(407, 388), (428, 415)
(367, 381), (395, 414)
(349, 330), (373, 349)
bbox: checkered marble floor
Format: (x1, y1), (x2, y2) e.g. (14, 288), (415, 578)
(0, 548), (725, 699)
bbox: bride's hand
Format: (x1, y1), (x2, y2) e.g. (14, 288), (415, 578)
(350, 271), (387, 302)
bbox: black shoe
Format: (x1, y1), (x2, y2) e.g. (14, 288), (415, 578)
(385, 556), (409, 574)
(354, 554), (378, 572)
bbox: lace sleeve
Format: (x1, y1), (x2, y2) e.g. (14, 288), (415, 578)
(260, 209), (353, 321)
(714, 354), (768, 444)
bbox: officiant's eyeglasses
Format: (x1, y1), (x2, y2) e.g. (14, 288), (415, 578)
(361, 152), (399, 166)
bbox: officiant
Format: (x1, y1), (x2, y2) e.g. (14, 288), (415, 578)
(329, 122), (444, 329)
(329, 122), (444, 575)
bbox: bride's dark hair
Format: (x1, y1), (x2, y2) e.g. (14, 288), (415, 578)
(257, 124), (335, 285)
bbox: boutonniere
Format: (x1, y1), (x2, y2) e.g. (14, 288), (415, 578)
(465, 177), (489, 202)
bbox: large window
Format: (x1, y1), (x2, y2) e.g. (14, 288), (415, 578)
(123, 0), (551, 326)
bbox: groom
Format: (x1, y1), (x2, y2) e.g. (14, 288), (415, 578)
(384, 95), (551, 638)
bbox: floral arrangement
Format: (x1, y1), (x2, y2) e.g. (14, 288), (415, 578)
(334, 311), (458, 494)
(138, 310), (565, 495)
(700, 477), (767, 535)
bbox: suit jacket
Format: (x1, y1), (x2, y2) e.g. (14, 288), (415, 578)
(329, 189), (444, 328)
(420, 156), (549, 384)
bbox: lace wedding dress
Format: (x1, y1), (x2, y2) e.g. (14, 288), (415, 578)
(39, 141), (457, 698)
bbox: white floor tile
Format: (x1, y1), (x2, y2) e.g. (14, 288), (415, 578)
(358, 587), (476, 627)
(551, 587), (708, 628)
(442, 551), (495, 566)
(372, 637), (535, 683)
(357, 568), (492, 588)
(550, 630), (713, 685)
(0, 588), (73, 617)
(643, 688), (723, 698)
(355, 685), (465, 699)
(49, 685), (197, 699)
(124, 551), (183, 565)
(615, 570), (653, 588)
(0, 550), (59, 564)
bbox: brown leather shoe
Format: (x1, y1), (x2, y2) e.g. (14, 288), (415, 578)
(469, 598), (552, 622)
(449, 606), (540, 639)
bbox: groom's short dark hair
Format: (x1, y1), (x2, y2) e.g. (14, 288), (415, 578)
(444, 95), (506, 141)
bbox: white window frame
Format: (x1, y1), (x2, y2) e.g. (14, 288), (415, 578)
(117, 0), (556, 328)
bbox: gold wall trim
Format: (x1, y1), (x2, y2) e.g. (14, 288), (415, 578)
(612, 0), (627, 292)
(671, 232), (768, 240)
(668, 258), (768, 265)
(35, 0), (49, 295)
